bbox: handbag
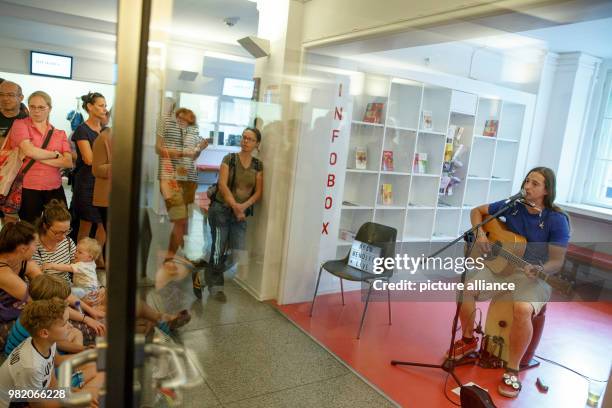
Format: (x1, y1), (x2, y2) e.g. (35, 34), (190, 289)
(206, 153), (237, 201)
(460, 384), (497, 408)
(0, 127), (55, 214)
(0, 125), (24, 196)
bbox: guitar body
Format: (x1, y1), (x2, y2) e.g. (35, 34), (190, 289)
(471, 219), (527, 276)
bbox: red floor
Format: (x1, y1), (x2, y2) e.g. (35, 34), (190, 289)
(274, 291), (612, 407)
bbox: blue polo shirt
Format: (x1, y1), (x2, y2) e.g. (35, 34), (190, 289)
(488, 200), (570, 265)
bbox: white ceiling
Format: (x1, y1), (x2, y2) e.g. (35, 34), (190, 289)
(0, 0), (259, 60)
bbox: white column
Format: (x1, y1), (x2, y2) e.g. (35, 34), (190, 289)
(537, 52), (601, 202)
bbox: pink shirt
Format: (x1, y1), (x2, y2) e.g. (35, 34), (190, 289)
(9, 117), (71, 190)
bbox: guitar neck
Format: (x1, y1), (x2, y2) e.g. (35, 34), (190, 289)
(492, 243), (547, 281)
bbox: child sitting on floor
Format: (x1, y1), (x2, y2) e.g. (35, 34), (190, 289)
(4, 275), (88, 356)
(0, 298), (105, 407)
(43, 238), (101, 305)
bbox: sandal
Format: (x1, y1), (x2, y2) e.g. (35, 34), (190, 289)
(157, 310), (191, 334)
(498, 371), (522, 398)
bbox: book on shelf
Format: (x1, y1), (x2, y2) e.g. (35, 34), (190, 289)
(363, 103), (384, 124)
(413, 152), (428, 174)
(355, 147), (367, 169)
(483, 119), (499, 137)
(381, 150), (394, 171)
(381, 183), (393, 205)
(422, 110), (433, 130)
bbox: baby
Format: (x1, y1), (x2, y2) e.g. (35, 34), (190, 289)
(44, 237), (101, 303)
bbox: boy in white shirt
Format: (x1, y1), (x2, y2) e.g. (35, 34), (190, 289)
(0, 298), (103, 407)
(43, 238), (101, 303)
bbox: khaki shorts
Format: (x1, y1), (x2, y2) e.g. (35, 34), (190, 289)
(163, 181), (197, 221)
(466, 266), (551, 315)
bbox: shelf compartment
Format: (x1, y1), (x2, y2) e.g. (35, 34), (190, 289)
(338, 208), (374, 245)
(463, 178), (490, 208)
(468, 138), (496, 178)
(420, 85), (451, 134)
(352, 74), (390, 125)
(341, 172), (379, 208)
(347, 122), (385, 172)
(414, 132), (445, 176)
(475, 97), (502, 137)
(374, 208), (406, 241)
(408, 176), (439, 207)
(433, 209), (461, 240)
(498, 102), (525, 141)
(387, 80), (423, 130)
(404, 208), (435, 241)
(382, 128), (417, 173)
(377, 173), (410, 207)
(492, 141), (519, 180)
(460, 208), (473, 235)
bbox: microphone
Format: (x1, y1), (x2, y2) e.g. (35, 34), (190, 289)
(504, 189), (525, 204)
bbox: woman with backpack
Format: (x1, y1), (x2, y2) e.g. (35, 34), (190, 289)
(194, 127), (263, 301)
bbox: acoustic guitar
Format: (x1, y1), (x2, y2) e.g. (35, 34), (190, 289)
(470, 218), (572, 295)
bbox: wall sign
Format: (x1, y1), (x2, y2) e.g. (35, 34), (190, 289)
(30, 51), (73, 79)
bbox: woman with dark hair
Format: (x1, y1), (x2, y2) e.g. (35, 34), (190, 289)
(0, 221), (38, 350)
(446, 166), (570, 399)
(195, 127), (263, 301)
(71, 92), (108, 263)
(33, 199), (105, 344)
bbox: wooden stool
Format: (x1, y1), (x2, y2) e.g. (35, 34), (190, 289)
(484, 295), (546, 370)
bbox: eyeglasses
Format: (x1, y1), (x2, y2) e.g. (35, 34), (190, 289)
(0, 92), (20, 98)
(49, 227), (72, 236)
(29, 105), (49, 111)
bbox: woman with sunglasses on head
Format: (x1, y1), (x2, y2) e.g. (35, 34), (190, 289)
(194, 127), (263, 301)
(5, 91), (73, 224)
(71, 92), (108, 265)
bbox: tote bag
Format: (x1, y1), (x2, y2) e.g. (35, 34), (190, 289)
(0, 130), (24, 196)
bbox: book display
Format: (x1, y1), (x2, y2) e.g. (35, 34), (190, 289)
(334, 74), (531, 250)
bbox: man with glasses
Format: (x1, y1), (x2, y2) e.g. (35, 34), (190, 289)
(0, 80), (28, 143)
(0, 80), (28, 223)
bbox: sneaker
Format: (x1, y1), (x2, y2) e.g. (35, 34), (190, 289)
(212, 291), (227, 303)
(445, 337), (478, 360)
(498, 371), (521, 398)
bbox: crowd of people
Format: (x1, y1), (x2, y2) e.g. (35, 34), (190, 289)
(0, 77), (265, 405)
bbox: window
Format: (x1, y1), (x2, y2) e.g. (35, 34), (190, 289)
(584, 71), (612, 209)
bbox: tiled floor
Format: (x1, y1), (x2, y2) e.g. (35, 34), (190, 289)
(144, 207), (396, 407)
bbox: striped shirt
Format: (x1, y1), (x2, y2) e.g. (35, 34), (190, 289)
(157, 116), (202, 182)
(32, 238), (76, 283)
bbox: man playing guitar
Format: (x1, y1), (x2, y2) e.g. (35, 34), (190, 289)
(447, 167), (570, 398)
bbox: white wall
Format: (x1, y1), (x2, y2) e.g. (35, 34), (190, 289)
(0, 71), (115, 135)
(0, 46), (114, 84)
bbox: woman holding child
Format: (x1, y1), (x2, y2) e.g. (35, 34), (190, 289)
(32, 199), (105, 344)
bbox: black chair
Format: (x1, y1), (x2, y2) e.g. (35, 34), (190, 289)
(309, 222), (397, 339)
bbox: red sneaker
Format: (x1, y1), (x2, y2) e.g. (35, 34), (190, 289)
(445, 337), (478, 360)
(498, 371), (521, 398)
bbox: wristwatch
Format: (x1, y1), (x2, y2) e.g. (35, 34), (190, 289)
(54, 151), (60, 159)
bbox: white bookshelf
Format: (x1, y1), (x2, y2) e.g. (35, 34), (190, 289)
(335, 73), (529, 247)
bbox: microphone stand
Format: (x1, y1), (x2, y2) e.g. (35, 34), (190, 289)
(390, 197), (524, 389)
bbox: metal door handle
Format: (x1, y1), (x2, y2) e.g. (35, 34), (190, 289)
(144, 343), (187, 389)
(58, 349), (99, 407)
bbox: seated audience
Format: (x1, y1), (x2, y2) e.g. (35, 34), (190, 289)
(0, 298), (104, 407)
